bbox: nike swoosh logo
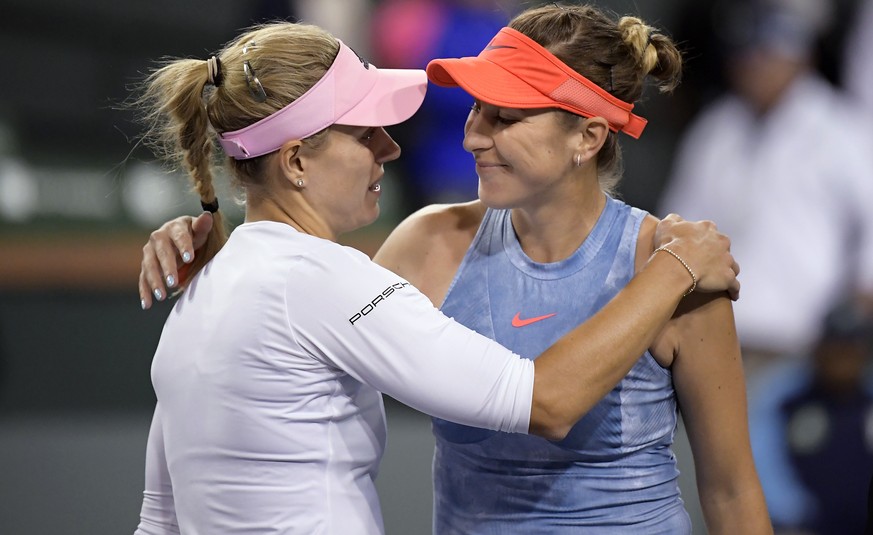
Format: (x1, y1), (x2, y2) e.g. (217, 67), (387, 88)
(512, 312), (557, 328)
(484, 45), (517, 51)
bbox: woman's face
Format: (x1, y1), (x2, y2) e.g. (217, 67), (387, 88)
(462, 101), (581, 210)
(303, 125), (400, 237)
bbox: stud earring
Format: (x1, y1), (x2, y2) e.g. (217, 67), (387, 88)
(296, 179), (305, 188)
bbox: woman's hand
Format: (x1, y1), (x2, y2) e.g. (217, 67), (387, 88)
(654, 214), (740, 300)
(139, 212), (214, 309)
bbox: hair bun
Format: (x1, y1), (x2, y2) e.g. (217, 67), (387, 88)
(617, 17), (653, 61)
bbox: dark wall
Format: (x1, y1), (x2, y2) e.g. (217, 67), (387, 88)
(0, 0), (288, 174)
(0, 290), (169, 412)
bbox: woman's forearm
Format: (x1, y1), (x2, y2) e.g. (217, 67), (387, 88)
(700, 483), (773, 535)
(530, 251), (689, 439)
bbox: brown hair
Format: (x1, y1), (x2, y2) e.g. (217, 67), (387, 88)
(133, 22), (339, 287)
(509, 4), (683, 194)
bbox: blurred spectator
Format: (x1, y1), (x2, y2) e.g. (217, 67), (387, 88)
(370, 0), (517, 208)
(748, 301), (873, 534)
(844, 0), (873, 114)
(659, 0), (873, 374)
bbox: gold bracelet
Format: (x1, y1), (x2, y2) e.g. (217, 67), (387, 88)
(654, 246), (698, 297)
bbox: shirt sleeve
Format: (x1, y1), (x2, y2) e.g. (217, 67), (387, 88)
(288, 246), (534, 435)
(135, 404), (180, 535)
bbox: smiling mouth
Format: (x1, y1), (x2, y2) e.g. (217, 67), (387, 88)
(476, 163), (505, 174)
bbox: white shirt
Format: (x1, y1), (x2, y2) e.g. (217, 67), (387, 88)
(135, 221), (534, 534)
(660, 74), (873, 354)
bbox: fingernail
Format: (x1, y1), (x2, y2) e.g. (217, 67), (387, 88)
(166, 275), (176, 288)
(182, 251), (192, 263)
(153, 288), (163, 301)
(141, 299), (147, 310)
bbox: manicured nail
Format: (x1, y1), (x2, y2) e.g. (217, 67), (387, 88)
(166, 275), (176, 288)
(153, 288), (163, 301)
(182, 251), (192, 263)
(141, 299), (147, 310)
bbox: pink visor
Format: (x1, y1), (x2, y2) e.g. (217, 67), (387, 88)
(218, 41), (427, 159)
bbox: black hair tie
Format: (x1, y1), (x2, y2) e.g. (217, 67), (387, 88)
(201, 198), (219, 213)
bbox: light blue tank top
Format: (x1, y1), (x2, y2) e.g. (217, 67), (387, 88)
(433, 197), (690, 534)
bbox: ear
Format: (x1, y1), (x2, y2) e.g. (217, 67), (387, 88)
(574, 117), (609, 162)
(276, 139), (306, 185)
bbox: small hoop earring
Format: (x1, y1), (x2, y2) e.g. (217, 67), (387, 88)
(574, 154), (583, 167)
(296, 179), (305, 188)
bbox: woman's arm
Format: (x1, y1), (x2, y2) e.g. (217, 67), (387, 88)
(529, 246), (700, 438)
(529, 214), (739, 439)
(294, 221), (736, 441)
(670, 294), (773, 534)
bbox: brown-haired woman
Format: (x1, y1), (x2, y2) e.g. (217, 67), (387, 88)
(385, 4), (771, 533)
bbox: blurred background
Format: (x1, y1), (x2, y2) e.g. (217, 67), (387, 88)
(1, 0), (872, 533)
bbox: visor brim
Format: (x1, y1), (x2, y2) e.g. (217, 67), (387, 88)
(427, 57), (556, 109)
(336, 68), (428, 127)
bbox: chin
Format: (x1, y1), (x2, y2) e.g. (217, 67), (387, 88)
(361, 206), (381, 228)
(478, 186), (515, 211)
(340, 207), (381, 236)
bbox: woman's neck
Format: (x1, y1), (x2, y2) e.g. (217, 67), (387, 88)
(510, 184), (606, 264)
(245, 194), (335, 241)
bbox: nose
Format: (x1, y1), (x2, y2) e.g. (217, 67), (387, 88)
(372, 127), (401, 164)
(462, 110), (493, 154)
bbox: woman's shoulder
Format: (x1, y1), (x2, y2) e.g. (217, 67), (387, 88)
(378, 201), (485, 259)
(403, 200), (487, 234)
(374, 200), (486, 304)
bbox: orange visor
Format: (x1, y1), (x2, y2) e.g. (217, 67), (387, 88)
(426, 27), (647, 138)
